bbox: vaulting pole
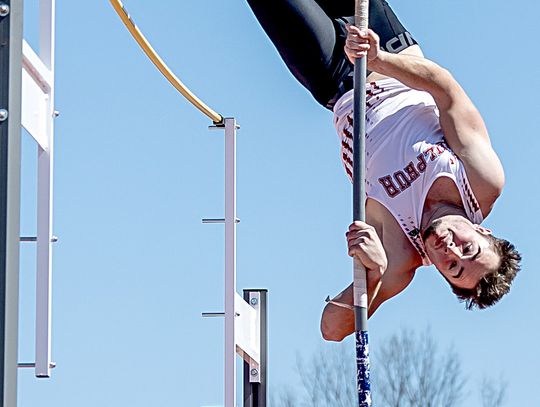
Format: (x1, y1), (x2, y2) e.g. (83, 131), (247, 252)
(352, 0), (371, 406)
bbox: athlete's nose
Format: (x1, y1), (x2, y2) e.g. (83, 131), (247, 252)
(445, 241), (460, 257)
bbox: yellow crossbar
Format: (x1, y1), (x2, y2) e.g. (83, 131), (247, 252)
(109, 0), (223, 124)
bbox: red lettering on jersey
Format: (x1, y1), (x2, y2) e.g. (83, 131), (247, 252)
(416, 154), (427, 173)
(435, 143), (446, 155)
(424, 142), (447, 161)
(424, 146), (438, 161)
(379, 176), (400, 197)
(394, 171), (411, 191)
(404, 161), (420, 181)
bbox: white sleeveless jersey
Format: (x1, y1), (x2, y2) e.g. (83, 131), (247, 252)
(333, 78), (483, 265)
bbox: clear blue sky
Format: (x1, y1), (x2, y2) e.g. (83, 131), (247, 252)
(16, 1), (539, 406)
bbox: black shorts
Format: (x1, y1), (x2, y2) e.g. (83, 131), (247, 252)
(246, 0), (417, 109)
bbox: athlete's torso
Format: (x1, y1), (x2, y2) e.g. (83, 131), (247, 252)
(333, 78), (484, 266)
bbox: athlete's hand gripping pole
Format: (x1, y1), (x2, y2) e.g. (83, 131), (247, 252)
(352, 0), (371, 406)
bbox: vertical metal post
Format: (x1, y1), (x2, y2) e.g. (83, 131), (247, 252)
(353, 0), (371, 406)
(224, 118), (237, 407)
(35, 0), (55, 378)
(0, 0), (23, 405)
(243, 289), (267, 407)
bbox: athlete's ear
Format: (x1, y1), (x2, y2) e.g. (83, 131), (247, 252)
(474, 225), (492, 235)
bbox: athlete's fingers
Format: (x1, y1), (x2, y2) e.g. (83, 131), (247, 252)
(348, 221), (373, 231)
(345, 46), (370, 57)
(348, 237), (369, 250)
(346, 32), (369, 43)
(345, 38), (370, 50)
(346, 23), (368, 37)
(345, 44), (370, 56)
(346, 232), (370, 244)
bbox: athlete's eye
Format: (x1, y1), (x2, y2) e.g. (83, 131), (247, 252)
(449, 261), (457, 270)
(463, 244), (472, 255)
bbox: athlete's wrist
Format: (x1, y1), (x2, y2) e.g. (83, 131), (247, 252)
(368, 50), (388, 73)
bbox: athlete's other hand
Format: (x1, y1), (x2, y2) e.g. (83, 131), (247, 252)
(346, 221), (387, 276)
(345, 26), (380, 66)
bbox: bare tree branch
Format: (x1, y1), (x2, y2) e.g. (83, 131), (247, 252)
(373, 328), (467, 407)
(271, 328), (507, 407)
(481, 376), (507, 407)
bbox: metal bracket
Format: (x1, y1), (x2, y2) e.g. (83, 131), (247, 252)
(209, 119), (240, 131)
(248, 292), (261, 383)
(235, 291), (261, 384)
(202, 312), (240, 318)
(201, 312), (224, 318)
(20, 235), (58, 242)
(18, 362), (56, 369)
(202, 218), (240, 224)
(202, 293), (262, 384)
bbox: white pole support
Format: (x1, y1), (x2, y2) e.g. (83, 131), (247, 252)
(208, 118), (264, 406)
(20, 0), (56, 379)
(34, 0), (55, 379)
(224, 117), (237, 407)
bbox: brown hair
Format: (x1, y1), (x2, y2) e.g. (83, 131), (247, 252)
(450, 235), (521, 310)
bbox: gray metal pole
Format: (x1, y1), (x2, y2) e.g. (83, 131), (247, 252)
(0, 1), (23, 406)
(243, 289), (267, 407)
(352, 0), (371, 406)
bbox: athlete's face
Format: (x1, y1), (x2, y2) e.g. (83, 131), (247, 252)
(423, 216), (500, 289)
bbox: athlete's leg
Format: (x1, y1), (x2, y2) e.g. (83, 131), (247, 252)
(311, 0), (418, 52)
(246, 0), (347, 107)
(310, 0), (353, 18)
(325, 0), (420, 100)
(246, 0), (420, 109)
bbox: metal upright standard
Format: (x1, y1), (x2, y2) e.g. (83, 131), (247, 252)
(19, 0), (57, 379)
(206, 120), (267, 407)
(1, 0), (57, 404)
(222, 118), (239, 407)
(352, 0), (371, 406)
(16, 0), (57, 379)
(0, 1), (23, 406)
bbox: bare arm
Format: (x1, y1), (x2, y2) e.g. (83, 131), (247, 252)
(320, 222), (414, 342)
(346, 27), (505, 212)
(320, 266), (414, 342)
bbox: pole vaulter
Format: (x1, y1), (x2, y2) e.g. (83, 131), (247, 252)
(242, 1), (521, 405)
(352, 0), (371, 405)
